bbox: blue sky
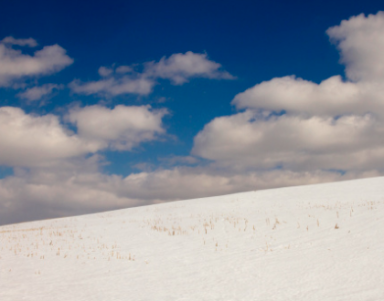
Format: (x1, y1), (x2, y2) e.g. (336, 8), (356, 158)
(1, 0), (384, 225)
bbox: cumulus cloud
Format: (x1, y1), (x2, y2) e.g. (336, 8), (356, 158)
(1, 165), (373, 225)
(0, 105), (167, 168)
(0, 37), (73, 87)
(70, 51), (234, 96)
(193, 111), (384, 171)
(0, 107), (99, 167)
(193, 11), (384, 176)
(327, 12), (384, 82)
(68, 105), (168, 150)
(0, 167), (141, 225)
(115, 167), (377, 201)
(232, 76), (384, 120)
(17, 83), (63, 101)
(232, 75), (371, 116)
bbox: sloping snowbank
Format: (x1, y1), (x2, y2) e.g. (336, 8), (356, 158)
(1, 177), (384, 300)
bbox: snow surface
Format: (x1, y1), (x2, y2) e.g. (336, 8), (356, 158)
(1, 177), (384, 300)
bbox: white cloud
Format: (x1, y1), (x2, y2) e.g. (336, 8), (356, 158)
(70, 51), (234, 96)
(327, 12), (384, 82)
(116, 167), (375, 200)
(192, 111), (384, 171)
(0, 105), (167, 168)
(0, 168), (142, 225)
(0, 107), (99, 167)
(0, 37), (73, 87)
(0, 165), (377, 225)
(232, 75), (384, 118)
(144, 51), (234, 84)
(17, 83), (63, 101)
(193, 11), (384, 175)
(232, 76), (362, 116)
(68, 105), (168, 150)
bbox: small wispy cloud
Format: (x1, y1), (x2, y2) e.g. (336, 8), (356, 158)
(69, 51), (234, 97)
(1, 36), (38, 47)
(17, 83), (63, 102)
(144, 51), (235, 85)
(69, 76), (154, 96)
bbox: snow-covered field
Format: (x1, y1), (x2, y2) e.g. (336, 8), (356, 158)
(1, 177), (384, 300)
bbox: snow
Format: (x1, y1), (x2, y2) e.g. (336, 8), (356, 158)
(1, 177), (384, 300)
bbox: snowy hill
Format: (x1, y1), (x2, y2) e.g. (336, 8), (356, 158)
(1, 177), (384, 300)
